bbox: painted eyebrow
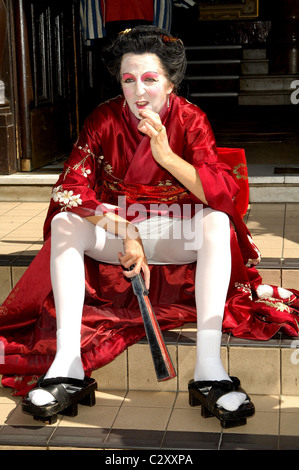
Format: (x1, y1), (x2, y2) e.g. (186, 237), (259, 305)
(122, 73), (135, 80)
(141, 72), (159, 79)
(122, 71), (160, 80)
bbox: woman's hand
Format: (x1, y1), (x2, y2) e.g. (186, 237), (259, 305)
(137, 109), (174, 167)
(86, 213), (151, 289)
(118, 231), (150, 290)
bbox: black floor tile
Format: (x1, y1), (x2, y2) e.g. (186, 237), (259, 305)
(278, 435), (299, 450)
(282, 259), (299, 269)
(220, 433), (279, 450)
(162, 430), (221, 450)
(105, 429), (164, 449)
(0, 425), (54, 447)
(0, 254), (35, 266)
(48, 426), (110, 449)
(258, 258), (283, 269)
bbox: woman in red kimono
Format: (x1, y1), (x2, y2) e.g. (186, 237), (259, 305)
(1, 26), (299, 427)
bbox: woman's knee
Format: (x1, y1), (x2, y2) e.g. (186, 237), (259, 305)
(51, 211), (85, 235)
(202, 208), (230, 243)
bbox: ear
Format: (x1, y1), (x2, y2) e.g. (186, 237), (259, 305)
(167, 83), (175, 95)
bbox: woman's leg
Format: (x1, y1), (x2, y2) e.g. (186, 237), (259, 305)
(30, 212), (122, 406)
(192, 208), (246, 411)
(146, 208), (246, 411)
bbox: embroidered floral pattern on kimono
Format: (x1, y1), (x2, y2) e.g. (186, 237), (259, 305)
(233, 163), (248, 180)
(51, 186), (83, 211)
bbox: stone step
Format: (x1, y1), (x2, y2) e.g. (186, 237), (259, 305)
(250, 181), (299, 202)
(186, 75), (240, 93)
(93, 330), (299, 398)
(0, 260), (299, 397)
(240, 75), (297, 92)
(241, 59), (269, 75)
(187, 59), (240, 76)
(189, 91), (239, 98)
(185, 45), (243, 61)
(0, 260), (299, 395)
(186, 93), (240, 111)
(1, 258), (298, 397)
(242, 49), (267, 60)
(185, 45), (242, 105)
(238, 89), (295, 106)
(0, 174), (57, 202)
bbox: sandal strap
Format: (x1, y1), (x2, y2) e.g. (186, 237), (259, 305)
(38, 383), (73, 408)
(36, 376), (88, 389)
(34, 376), (91, 408)
(192, 376), (244, 412)
(34, 376), (92, 409)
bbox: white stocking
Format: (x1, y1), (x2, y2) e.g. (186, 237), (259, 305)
(29, 212), (122, 406)
(193, 208), (246, 411)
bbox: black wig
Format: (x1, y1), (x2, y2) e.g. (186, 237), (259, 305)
(102, 25), (187, 93)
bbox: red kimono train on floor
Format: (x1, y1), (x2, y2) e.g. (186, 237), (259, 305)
(0, 94), (298, 395)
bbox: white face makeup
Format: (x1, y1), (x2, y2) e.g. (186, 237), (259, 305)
(120, 53), (174, 120)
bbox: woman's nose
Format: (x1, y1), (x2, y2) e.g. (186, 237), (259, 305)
(135, 79), (145, 96)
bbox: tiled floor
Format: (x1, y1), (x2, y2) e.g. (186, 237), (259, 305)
(1, 387), (299, 450)
(0, 201), (299, 450)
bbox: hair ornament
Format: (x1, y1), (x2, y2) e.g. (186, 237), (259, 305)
(119, 28), (132, 35)
(160, 34), (178, 43)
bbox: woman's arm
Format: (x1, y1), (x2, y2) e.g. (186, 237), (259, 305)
(137, 109), (208, 205)
(155, 151), (208, 206)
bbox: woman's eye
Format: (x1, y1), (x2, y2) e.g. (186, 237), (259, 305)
(122, 74), (135, 83)
(122, 75), (158, 84)
(144, 77), (158, 83)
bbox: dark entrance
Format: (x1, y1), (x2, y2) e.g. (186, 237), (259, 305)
(14, 0), (81, 171)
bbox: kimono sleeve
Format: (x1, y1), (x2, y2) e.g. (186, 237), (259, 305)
(43, 112), (109, 239)
(182, 107), (260, 266)
(183, 110), (240, 209)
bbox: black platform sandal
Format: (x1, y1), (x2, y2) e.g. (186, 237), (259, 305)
(21, 376), (97, 424)
(188, 376), (255, 429)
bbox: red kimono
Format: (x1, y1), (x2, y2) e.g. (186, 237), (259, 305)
(1, 94), (298, 395)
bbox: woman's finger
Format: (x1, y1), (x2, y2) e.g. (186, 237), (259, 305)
(118, 251), (137, 269)
(121, 259), (151, 291)
(122, 260), (141, 279)
(139, 109), (162, 128)
(142, 263), (151, 290)
(138, 111), (164, 134)
(138, 120), (164, 138)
